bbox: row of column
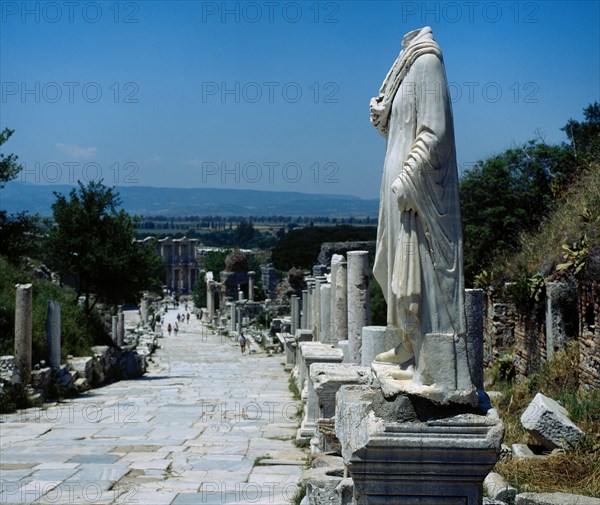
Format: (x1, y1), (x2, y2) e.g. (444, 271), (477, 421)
(13, 284), (134, 383)
(298, 250), (371, 364)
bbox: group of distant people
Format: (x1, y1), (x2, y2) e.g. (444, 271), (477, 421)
(166, 311), (191, 336)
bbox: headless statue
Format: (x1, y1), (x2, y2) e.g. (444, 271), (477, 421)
(371, 27), (474, 400)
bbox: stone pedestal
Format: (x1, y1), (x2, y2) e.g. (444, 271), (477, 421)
(347, 251), (370, 364)
(297, 342), (344, 442)
(319, 283), (332, 344)
(336, 385), (503, 505)
(14, 283), (33, 382)
(46, 300), (61, 370)
(465, 288), (484, 389)
(310, 363), (371, 452)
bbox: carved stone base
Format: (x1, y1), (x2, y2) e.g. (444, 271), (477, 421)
(336, 385), (503, 504)
(372, 331), (478, 407)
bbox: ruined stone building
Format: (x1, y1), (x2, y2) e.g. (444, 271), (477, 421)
(138, 236), (200, 294)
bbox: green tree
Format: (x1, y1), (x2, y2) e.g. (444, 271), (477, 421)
(46, 180), (163, 315)
(0, 128), (22, 187)
(562, 101), (600, 162)
(192, 250), (229, 309)
(460, 141), (576, 284)
(0, 128), (43, 262)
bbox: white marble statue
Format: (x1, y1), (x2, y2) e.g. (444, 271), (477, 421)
(371, 27), (474, 402)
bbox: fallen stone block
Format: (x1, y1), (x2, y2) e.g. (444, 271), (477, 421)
(520, 393), (585, 449)
(31, 367), (52, 392)
(68, 357), (94, 383)
(484, 472), (517, 502)
(512, 443), (538, 460)
(74, 377), (91, 392)
(515, 492), (600, 505)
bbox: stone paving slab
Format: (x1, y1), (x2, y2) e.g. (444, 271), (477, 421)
(0, 305), (306, 504)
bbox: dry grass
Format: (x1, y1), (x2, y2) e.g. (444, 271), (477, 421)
(489, 343), (600, 497)
(495, 449), (600, 497)
(510, 160), (600, 276)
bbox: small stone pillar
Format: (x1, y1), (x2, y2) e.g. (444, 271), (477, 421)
(230, 302), (237, 332)
(14, 283), (33, 382)
(248, 271), (255, 301)
(116, 306), (125, 347)
(46, 300), (61, 370)
(140, 296), (148, 326)
(545, 281), (576, 360)
(111, 315), (118, 343)
(301, 290), (308, 329)
(347, 251), (370, 364)
(306, 278), (315, 330)
(291, 295), (301, 335)
(313, 276), (326, 341)
(319, 283), (332, 343)
(465, 288), (485, 389)
(237, 307), (243, 334)
(207, 283), (215, 318)
(360, 325), (390, 366)
(238, 290), (244, 301)
(334, 259), (348, 347)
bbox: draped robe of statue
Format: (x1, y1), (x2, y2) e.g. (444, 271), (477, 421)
(371, 27), (468, 388)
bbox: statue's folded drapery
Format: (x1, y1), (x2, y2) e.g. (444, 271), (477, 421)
(371, 27), (466, 362)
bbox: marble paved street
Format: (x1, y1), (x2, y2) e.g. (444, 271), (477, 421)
(0, 307), (307, 504)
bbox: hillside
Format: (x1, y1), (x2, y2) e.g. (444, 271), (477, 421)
(0, 183), (380, 218)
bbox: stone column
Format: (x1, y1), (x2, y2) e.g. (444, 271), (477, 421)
(238, 290), (244, 301)
(248, 271), (255, 301)
(230, 302), (237, 332)
(306, 278), (315, 330)
(237, 307), (243, 334)
(301, 290), (308, 329)
(319, 283), (332, 343)
(545, 281), (576, 361)
(207, 283), (215, 318)
(111, 315), (118, 343)
(291, 295), (301, 335)
(14, 283), (33, 382)
(333, 260), (348, 345)
(313, 276), (324, 341)
(140, 296), (148, 326)
(117, 306), (125, 347)
(360, 325), (389, 366)
(347, 251), (370, 364)
(465, 288), (485, 389)
(46, 300), (61, 370)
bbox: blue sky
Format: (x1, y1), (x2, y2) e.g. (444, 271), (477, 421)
(1, 0), (599, 199)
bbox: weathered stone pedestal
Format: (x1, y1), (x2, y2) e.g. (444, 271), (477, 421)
(296, 342), (344, 443)
(310, 363), (371, 452)
(336, 385), (503, 504)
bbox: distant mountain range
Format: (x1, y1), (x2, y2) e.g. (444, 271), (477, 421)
(0, 183), (380, 217)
